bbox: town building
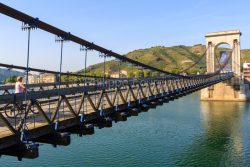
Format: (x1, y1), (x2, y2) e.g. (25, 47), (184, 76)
(39, 73), (57, 83)
(109, 70), (128, 78)
(24, 73), (57, 84)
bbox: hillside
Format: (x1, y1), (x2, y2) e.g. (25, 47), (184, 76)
(85, 44), (250, 77)
(0, 68), (25, 83)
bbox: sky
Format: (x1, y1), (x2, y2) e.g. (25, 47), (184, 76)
(0, 0), (250, 72)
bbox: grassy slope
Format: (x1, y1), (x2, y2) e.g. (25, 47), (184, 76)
(85, 45), (250, 75)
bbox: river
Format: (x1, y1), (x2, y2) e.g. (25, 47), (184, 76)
(1, 92), (250, 166)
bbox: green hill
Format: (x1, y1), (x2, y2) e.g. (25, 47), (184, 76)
(0, 68), (25, 83)
(79, 44), (250, 77)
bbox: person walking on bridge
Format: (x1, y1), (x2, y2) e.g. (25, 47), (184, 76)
(15, 76), (26, 93)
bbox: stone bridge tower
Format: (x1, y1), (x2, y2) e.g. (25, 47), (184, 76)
(201, 30), (250, 101)
(205, 30), (241, 75)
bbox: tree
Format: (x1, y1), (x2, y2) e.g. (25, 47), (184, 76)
(3, 75), (17, 84)
(143, 70), (150, 78)
(152, 71), (159, 77)
(128, 71), (134, 78)
(134, 70), (143, 78)
(171, 68), (180, 74)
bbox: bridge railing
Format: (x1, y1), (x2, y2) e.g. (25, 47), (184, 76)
(0, 73), (233, 143)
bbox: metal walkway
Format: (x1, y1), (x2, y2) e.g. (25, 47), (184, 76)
(0, 2), (234, 160)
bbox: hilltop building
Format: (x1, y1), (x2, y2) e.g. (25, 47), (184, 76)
(39, 73), (57, 83)
(108, 70), (128, 78)
(24, 73), (57, 84)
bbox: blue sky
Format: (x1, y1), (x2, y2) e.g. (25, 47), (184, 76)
(0, 0), (249, 72)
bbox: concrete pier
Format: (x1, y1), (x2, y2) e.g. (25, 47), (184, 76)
(201, 78), (250, 101)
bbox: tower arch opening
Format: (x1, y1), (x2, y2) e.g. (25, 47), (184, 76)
(214, 43), (232, 73)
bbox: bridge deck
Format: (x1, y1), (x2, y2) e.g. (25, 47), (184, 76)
(0, 73), (233, 150)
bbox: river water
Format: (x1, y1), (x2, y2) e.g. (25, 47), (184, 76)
(1, 92), (250, 167)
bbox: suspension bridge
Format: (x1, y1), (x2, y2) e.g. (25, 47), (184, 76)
(0, 3), (246, 160)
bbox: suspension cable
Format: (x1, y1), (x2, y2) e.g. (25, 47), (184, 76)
(0, 3), (186, 78)
(179, 47), (208, 74)
(215, 51), (223, 71)
(84, 48), (88, 85)
(23, 27), (31, 129)
(55, 35), (66, 130)
(0, 63), (127, 80)
(80, 45), (90, 87)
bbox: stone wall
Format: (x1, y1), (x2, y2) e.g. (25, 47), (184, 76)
(200, 79), (250, 101)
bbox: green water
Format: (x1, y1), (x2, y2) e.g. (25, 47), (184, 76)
(1, 92), (250, 167)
